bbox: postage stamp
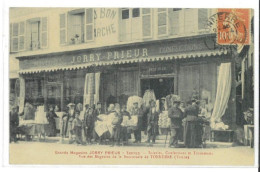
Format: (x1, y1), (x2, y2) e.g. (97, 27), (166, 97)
(216, 9), (250, 45)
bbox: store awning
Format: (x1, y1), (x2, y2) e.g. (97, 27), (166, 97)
(18, 49), (228, 74)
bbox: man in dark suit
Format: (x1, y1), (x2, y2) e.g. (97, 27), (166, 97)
(10, 106), (19, 143)
(168, 100), (183, 148)
(84, 106), (95, 144)
(146, 100), (159, 145)
(131, 102), (143, 143)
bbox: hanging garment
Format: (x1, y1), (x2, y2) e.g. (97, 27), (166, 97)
(210, 63), (231, 129)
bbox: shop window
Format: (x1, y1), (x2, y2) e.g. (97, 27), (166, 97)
(120, 8), (142, 41)
(178, 63), (217, 104)
(157, 8), (168, 37)
(25, 78), (44, 104)
(60, 8), (94, 45)
(63, 71), (85, 109)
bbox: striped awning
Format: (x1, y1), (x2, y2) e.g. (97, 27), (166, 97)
(18, 49), (228, 74)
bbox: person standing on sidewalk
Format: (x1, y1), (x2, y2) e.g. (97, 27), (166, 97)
(120, 104), (131, 145)
(146, 100), (159, 145)
(168, 100), (183, 148)
(46, 105), (58, 137)
(84, 106), (95, 144)
(10, 106), (19, 143)
(111, 104), (123, 146)
(131, 102), (143, 143)
(61, 103), (76, 143)
(71, 112), (83, 145)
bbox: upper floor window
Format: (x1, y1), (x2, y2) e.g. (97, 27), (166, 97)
(60, 8), (94, 45)
(29, 19), (40, 50)
(157, 8), (168, 37)
(120, 8), (142, 41)
(10, 17), (48, 53)
(163, 8), (210, 37)
(120, 8), (152, 42)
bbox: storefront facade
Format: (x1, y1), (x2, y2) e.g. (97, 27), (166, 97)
(17, 34), (237, 128)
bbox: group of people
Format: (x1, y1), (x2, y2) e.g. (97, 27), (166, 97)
(10, 97), (209, 148)
(168, 99), (208, 148)
(59, 100), (160, 147)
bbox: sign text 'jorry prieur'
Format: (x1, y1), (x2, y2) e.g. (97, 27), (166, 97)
(70, 48), (148, 63)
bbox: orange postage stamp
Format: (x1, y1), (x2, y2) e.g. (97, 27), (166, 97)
(217, 9), (250, 45)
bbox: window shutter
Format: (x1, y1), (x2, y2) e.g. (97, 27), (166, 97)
(184, 9), (196, 34)
(60, 13), (67, 45)
(18, 21), (25, 51)
(171, 9), (180, 35)
(10, 23), (12, 52)
(157, 8), (168, 36)
(142, 8), (152, 38)
(12, 23), (19, 52)
(41, 17), (48, 48)
(85, 8), (94, 42)
(198, 9), (208, 30)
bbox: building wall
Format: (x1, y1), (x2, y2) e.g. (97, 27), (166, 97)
(9, 8), (215, 59)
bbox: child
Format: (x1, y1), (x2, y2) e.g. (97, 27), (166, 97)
(111, 104), (123, 146)
(71, 112), (83, 145)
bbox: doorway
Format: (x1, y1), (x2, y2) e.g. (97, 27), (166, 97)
(46, 84), (63, 111)
(140, 77), (174, 99)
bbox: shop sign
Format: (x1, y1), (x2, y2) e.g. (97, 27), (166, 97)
(20, 36), (215, 70)
(47, 73), (62, 82)
(141, 63), (175, 76)
(94, 8), (118, 44)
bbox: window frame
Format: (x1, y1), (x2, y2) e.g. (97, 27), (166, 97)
(157, 8), (168, 37)
(141, 8), (153, 39)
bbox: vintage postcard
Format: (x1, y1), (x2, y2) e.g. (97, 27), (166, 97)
(7, 5), (257, 166)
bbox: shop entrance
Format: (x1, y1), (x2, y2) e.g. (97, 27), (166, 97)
(46, 83), (63, 111)
(140, 77), (174, 99)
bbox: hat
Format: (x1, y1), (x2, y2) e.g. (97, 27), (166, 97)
(67, 103), (75, 107)
(161, 97), (166, 100)
(191, 99), (197, 102)
(249, 108), (254, 112)
(173, 100), (181, 104)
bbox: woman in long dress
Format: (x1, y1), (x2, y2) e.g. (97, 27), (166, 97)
(46, 105), (58, 137)
(183, 100), (203, 148)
